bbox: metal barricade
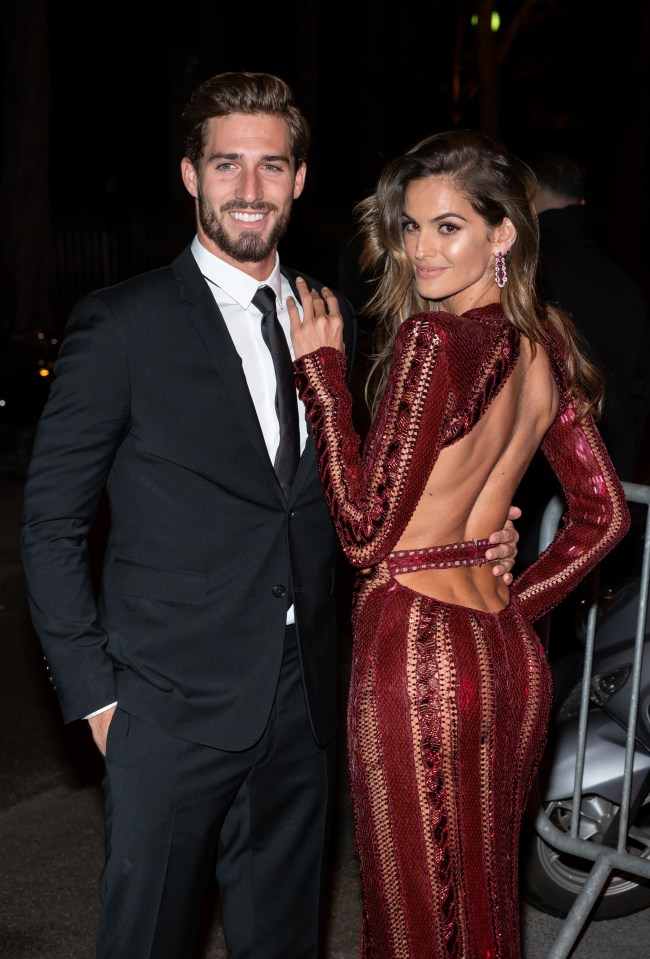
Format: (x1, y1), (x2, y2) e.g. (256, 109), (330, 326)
(533, 482), (650, 958)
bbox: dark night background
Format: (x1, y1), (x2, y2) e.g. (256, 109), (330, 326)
(1, 0), (649, 336)
(1, 7), (650, 954)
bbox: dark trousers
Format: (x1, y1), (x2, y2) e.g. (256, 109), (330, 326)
(97, 628), (335, 959)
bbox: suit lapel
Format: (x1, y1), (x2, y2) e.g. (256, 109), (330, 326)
(280, 267), (319, 504)
(172, 247), (280, 487)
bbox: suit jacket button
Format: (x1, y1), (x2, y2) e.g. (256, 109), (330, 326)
(272, 584), (286, 598)
(288, 509), (295, 519)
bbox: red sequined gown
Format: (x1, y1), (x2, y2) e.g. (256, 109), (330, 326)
(293, 304), (630, 959)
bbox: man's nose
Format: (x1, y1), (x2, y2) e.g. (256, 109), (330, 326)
(239, 168), (262, 204)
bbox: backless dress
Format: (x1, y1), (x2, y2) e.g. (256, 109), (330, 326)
(293, 303), (630, 958)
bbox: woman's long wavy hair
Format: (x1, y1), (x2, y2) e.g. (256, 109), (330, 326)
(355, 129), (603, 419)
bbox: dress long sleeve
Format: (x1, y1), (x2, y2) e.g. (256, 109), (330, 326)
(293, 319), (449, 568)
(511, 402), (630, 622)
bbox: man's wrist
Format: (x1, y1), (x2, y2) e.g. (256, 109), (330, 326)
(85, 702), (117, 720)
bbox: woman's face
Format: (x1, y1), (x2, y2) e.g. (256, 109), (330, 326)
(402, 176), (514, 315)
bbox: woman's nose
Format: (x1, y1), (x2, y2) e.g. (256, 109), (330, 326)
(415, 235), (435, 259)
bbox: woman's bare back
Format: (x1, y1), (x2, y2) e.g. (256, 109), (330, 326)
(393, 337), (560, 611)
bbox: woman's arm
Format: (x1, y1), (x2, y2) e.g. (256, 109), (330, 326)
(511, 404), (630, 622)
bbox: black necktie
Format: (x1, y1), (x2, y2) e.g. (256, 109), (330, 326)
(252, 285), (300, 498)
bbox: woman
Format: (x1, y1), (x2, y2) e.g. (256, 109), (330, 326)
(288, 130), (630, 958)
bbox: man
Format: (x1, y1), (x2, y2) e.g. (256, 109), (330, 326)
(530, 150), (650, 481)
(514, 150), (650, 575)
(20, 72), (519, 958)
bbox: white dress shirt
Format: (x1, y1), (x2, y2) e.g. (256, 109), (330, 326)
(193, 237), (307, 630)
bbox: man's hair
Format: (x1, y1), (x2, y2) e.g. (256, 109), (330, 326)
(528, 150), (586, 200)
(181, 71), (310, 169)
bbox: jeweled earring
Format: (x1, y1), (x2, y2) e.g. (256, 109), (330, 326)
(495, 250), (508, 288)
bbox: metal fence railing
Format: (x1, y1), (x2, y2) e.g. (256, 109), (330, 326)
(534, 481), (650, 958)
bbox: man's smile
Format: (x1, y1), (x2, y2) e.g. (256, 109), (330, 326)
(231, 211), (266, 222)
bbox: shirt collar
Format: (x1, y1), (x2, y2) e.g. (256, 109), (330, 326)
(191, 236), (284, 309)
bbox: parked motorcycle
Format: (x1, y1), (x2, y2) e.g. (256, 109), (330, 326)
(520, 544), (650, 920)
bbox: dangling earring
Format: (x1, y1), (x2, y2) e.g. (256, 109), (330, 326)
(495, 249), (508, 288)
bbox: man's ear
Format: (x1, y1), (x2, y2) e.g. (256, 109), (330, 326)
(493, 216), (517, 252)
(181, 157), (199, 199)
(293, 162), (307, 200)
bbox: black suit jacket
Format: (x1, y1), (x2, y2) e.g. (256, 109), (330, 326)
(20, 245), (357, 750)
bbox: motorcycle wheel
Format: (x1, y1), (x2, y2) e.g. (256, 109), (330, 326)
(521, 795), (650, 920)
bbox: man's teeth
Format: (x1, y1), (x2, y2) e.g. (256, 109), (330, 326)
(231, 212), (265, 222)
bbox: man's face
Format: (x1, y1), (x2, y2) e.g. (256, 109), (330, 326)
(181, 113), (306, 277)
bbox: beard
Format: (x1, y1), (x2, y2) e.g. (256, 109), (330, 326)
(197, 189), (292, 263)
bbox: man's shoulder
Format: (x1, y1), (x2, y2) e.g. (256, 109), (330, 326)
(81, 246), (197, 310)
(282, 265), (324, 290)
(94, 264), (173, 299)
(281, 265), (356, 317)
